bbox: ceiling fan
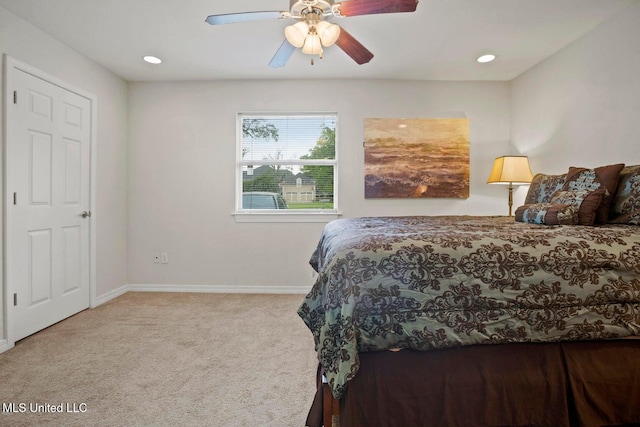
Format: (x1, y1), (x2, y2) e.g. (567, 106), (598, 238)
(205, 0), (419, 67)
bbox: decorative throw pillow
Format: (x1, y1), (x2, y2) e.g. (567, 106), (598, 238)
(550, 189), (605, 225)
(524, 173), (567, 204)
(609, 165), (640, 225)
(515, 203), (578, 225)
(562, 163), (625, 224)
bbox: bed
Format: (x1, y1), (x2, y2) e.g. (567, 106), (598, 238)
(298, 164), (640, 427)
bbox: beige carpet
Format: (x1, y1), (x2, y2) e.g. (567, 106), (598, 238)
(0, 292), (319, 426)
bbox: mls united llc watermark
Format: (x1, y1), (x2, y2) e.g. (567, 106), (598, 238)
(2, 402), (87, 414)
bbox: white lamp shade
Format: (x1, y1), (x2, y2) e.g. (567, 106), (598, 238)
(302, 34), (323, 55)
(487, 156), (534, 184)
(316, 21), (340, 47)
(285, 21), (309, 48)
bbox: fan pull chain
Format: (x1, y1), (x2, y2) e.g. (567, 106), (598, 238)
(311, 51), (323, 65)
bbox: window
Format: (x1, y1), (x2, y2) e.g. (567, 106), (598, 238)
(235, 113), (338, 222)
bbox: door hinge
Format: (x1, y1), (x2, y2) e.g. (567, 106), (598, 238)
(13, 192), (17, 205)
(13, 90), (17, 104)
(14, 293), (17, 306)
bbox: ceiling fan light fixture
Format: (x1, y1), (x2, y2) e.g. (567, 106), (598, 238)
(206, 0), (420, 68)
(316, 21), (340, 47)
(302, 33), (323, 56)
(285, 21), (309, 47)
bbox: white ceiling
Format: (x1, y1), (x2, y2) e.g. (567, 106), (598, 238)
(1, 0), (636, 82)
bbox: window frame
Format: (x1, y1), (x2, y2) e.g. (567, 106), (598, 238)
(233, 112), (340, 223)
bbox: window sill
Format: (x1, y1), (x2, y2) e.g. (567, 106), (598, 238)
(232, 211), (342, 223)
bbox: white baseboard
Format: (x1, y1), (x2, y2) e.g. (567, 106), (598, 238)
(0, 339), (14, 355)
(92, 284), (128, 308)
(126, 283), (311, 294)
(91, 283), (310, 308)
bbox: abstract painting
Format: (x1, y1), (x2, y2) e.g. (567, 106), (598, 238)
(364, 118), (469, 198)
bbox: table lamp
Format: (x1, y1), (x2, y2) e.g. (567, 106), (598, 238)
(487, 156), (533, 216)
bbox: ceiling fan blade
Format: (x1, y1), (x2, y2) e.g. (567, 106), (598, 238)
(335, 0), (418, 17)
(205, 11), (288, 25)
(269, 40), (297, 68)
(335, 27), (374, 65)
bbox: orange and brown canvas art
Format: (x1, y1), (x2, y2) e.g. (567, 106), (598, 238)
(364, 118), (470, 198)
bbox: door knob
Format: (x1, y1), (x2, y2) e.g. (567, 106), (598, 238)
(81, 210), (92, 218)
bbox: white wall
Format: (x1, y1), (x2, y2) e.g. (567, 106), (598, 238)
(511, 1), (640, 173)
(128, 79), (511, 291)
(0, 6), (129, 339)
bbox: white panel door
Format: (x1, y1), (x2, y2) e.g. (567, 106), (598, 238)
(8, 68), (91, 341)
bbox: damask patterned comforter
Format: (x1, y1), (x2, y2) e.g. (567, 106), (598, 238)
(297, 216), (640, 398)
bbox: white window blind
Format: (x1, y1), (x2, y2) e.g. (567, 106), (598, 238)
(236, 113), (338, 219)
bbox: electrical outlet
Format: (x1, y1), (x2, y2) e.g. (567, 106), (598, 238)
(161, 253), (169, 264)
(154, 253), (160, 264)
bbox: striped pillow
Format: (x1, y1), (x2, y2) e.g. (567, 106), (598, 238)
(515, 203), (578, 225)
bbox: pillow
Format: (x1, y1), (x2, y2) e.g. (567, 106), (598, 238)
(515, 203), (578, 225)
(524, 173), (566, 204)
(609, 165), (640, 225)
(562, 163), (624, 224)
(550, 189), (605, 225)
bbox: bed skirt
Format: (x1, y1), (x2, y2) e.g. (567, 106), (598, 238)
(305, 340), (640, 427)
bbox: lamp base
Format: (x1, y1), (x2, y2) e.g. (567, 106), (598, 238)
(508, 183), (514, 216)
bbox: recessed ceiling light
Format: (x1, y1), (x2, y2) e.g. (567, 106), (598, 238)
(143, 55), (162, 64)
(477, 54), (496, 63)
